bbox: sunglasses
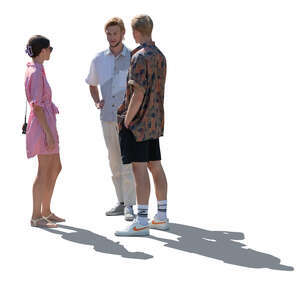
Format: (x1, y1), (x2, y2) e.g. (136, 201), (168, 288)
(49, 46), (53, 52)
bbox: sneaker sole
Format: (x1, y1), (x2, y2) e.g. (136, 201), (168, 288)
(105, 212), (124, 216)
(115, 230), (150, 237)
(149, 225), (169, 231)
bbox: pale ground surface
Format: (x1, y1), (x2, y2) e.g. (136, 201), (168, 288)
(1, 134), (298, 299)
(1, 0), (299, 299)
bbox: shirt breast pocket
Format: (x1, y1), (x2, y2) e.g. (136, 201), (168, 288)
(116, 70), (128, 91)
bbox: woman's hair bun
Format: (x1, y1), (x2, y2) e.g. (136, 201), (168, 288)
(25, 35), (50, 58)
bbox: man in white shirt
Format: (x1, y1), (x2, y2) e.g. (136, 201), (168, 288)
(86, 17), (136, 221)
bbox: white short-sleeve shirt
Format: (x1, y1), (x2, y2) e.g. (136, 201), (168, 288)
(86, 45), (131, 122)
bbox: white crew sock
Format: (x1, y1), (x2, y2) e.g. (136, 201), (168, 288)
(137, 205), (149, 226)
(157, 200), (167, 220)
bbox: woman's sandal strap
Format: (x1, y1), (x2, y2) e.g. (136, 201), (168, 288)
(31, 218), (44, 225)
(43, 213), (54, 220)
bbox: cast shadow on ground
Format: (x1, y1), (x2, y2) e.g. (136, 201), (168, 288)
(43, 224), (153, 260)
(146, 223), (294, 271)
(43, 223), (294, 270)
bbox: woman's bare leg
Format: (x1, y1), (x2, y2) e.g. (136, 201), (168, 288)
(41, 154), (62, 216)
(32, 154), (54, 219)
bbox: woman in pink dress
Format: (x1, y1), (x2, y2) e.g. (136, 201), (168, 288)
(25, 35), (65, 228)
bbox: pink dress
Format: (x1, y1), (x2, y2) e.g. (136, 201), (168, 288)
(25, 62), (59, 158)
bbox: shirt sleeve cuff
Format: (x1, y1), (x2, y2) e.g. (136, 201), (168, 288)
(128, 80), (145, 93)
(85, 78), (98, 86)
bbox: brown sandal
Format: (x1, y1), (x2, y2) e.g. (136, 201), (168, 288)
(31, 217), (57, 228)
(43, 213), (65, 223)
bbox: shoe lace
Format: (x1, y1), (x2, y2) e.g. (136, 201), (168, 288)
(125, 206), (134, 215)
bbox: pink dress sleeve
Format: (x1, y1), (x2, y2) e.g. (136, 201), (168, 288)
(29, 69), (44, 107)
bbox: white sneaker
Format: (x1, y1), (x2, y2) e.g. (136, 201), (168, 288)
(124, 206), (135, 222)
(105, 203), (124, 216)
(149, 216), (169, 231)
(115, 221), (149, 236)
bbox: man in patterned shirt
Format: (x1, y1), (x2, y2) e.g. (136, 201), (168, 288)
(115, 15), (169, 236)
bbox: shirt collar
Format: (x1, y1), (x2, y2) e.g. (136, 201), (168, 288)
(120, 45), (128, 57)
(105, 45), (128, 57)
(141, 41), (155, 47)
(104, 49), (111, 56)
(131, 41), (155, 56)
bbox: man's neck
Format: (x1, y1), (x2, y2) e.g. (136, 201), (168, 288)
(139, 36), (152, 45)
(110, 43), (124, 57)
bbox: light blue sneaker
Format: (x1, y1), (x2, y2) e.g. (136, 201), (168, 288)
(115, 221), (149, 236)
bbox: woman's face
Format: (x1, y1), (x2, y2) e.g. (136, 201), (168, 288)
(41, 46), (53, 60)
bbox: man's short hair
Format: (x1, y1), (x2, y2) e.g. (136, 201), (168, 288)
(104, 17), (125, 33)
(131, 15), (153, 37)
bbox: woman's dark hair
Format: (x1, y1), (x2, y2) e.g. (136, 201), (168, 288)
(25, 35), (50, 58)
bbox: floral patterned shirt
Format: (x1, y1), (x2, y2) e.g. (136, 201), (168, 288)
(118, 41), (167, 142)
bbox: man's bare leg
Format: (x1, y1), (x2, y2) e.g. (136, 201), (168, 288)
(148, 160), (169, 228)
(132, 162), (151, 205)
(147, 161), (167, 201)
(114, 162), (151, 236)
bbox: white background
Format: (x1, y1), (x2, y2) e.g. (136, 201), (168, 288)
(0, 0), (299, 299)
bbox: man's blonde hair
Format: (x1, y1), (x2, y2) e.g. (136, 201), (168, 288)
(104, 17), (125, 33)
(131, 14), (153, 37)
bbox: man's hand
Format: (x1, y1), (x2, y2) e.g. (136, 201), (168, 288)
(124, 116), (131, 128)
(95, 99), (105, 109)
(89, 86), (103, 109)
(123, 88), (144, 129)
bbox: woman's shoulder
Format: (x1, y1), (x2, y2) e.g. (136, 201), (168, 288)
(27, 61), (44, 71)
(26, 62), (43, 79)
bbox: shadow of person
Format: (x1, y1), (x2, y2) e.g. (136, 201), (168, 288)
(44, 224), (153, 260)
(146, 223), (294, 271)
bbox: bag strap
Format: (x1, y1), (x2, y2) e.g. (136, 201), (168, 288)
(22, 99), (28, 134)
(24, 98), (28, 123)
(22, 65), (45, 134)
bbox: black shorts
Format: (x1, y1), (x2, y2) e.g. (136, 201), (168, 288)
(119, 127), (161, 164)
